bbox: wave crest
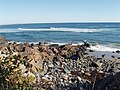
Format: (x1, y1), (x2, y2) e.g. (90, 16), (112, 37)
(88, 44), (120, 52)
(18, 27), (108, 32)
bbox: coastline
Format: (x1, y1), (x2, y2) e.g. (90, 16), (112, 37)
(0, 36), (120, 89)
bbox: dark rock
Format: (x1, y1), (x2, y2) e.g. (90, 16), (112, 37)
(84, 52), (88, 55)
(83, 40), (90, 47)
(116, 50), (120, 53)
(118, 57), (120, 59)
(71, 54), (79, 60)
(111, 55), (115, 58)
(94, 72), (120, 90)
(30, 43), (34, 47)
(102, 54), (105, 58)
(43, 42), (48, 44)
(90, 62), (99, 68)
(97, 58), (102, 60)
(59, 45), (65, 49)
(113, 51), (115, 53)
(38, 42), (41, 45)
(49, 44), (59, 48)
(89, 50), (94, 52)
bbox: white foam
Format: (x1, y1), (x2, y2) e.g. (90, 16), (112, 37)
(50, 27), (105, 32)
(0, 27), (114, 33)
(48, 42), (84, 46)
(0, 29), (20, 33)
(17, 27), (109, 33)
(88, 44), (120, 52)
(18, 28), (50, 31)
(48, 42), (67, 45)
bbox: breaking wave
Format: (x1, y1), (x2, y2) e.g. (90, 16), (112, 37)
(0, 29), (20, 33)
(17, 27), (111, 32)
(88, 44), (120, 52)
(0, 27), (115, 33)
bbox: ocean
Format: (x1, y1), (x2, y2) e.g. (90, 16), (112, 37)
(0, 23), (120, 52)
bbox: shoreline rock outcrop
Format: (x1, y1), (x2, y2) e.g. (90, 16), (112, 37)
(0, 37), (120, 90)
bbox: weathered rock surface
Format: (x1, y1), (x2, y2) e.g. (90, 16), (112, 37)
(0, 37), (120, 90)
(94, 72), (120, 90)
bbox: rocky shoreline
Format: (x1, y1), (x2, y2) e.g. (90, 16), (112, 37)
(0, 37), (120, 90)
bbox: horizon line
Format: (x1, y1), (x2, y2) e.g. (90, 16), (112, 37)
(1, 21), (120, 25)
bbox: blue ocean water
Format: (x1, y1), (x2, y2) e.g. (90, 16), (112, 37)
(0, 23), (120, 51)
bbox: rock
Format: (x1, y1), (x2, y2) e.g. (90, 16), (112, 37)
(102, 54), (105, 58)
(116, 50), (120, 53)
(90, 62), (99, 68)
(111, 55), (115, 58)
(49, 44), (59, 48)
(112, 51), (115, 53)
(89, 50), (94, 52)
(94, 72), (120, 90)
(0, 36), (8, 47)
(83, 40), (90, 47)
(1, 38), (120, 90)
(95, 61), (103, 68)
(0, 36), (8, 43)
(118, 57), (120, 59)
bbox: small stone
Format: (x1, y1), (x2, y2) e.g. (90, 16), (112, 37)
(111, 55), (115, 58)
(89, 50), (94, 52)
(118, 57), (120, 59)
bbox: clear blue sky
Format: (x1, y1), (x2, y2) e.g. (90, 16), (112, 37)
(0, 0), (120, 24)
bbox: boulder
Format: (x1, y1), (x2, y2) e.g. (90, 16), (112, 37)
(0, 36), (8, 48)
(94, 72), (120, 90)
(116, 50), (120, 53)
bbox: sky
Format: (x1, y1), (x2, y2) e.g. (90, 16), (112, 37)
(0, 0), (120, 24)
